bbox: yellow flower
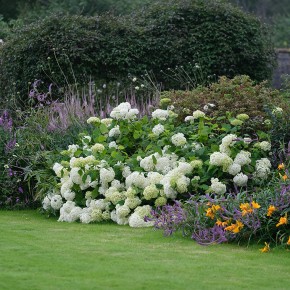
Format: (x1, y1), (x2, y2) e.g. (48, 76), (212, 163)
(205, 208), (215, 219)
(267, 205), (277, 217)
(251, 201), (261, 209)
(260, 242), (270, 253)
(287, 236), (290, 246)
(278, 163), (285, 170)
(205, 204), (221, 220)
(240, 203), (252, 216)
(276, 214), (288, 227)
(225, 220), (244, 233)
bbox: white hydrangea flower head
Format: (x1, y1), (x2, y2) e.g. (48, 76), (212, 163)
(143, 184), (159, 200)
(70, 167), (83, 185)
(87, 117), (101, 124)
(234, 150), (251, 166)
(125, 171), (148, 189)
(210, 152), (231, 167)
(80, 209), (93, 224)
(210, 178), (227, 195)
(151, 109), (170, 121)
(100, 167), (115, 184)
(233, 173), (248, 186)
(116, 204), (131, 218)
(185, 116), (195, 122)
(147, 171), (163, 185)
(124, 197), (142, 209)
(171, 133), (187, 147)
(192, 110), (205, 119)
(190, 159), (203, 170)
(227, 163), (242, 176)
(221, 134), (237, 147)
(154, 196), (167, 207)
(63, 190), (75, 201)
(60, 179), (73, 196)
(128, 211), (154, 228)
(122, 166), (131, 178)
(219, 144), (231, 155)
(91, 143), (105, 154)
(109, 141), (118, 149)
(259, 141), (271, 152)
(140, 155), (155, 172)
(50, 194), (63, 210)
(42, 196), (51, 210)
(125, 187), (137, 198)
(101, 118), (113, 127)
(67, 144), (79, 157)
(152, 124), (165, 136)
(108, 125), (121, 138)
(176, 175), (190, 193)
(53, 163), (64, 178)
(110, 102), (139, 120)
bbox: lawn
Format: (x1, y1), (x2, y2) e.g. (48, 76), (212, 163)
(0, 211), (289, 290)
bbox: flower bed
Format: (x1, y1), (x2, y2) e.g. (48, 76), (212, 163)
(41, 101), (289, 248)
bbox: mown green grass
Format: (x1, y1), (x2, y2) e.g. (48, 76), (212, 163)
(0, 210), (289, 290)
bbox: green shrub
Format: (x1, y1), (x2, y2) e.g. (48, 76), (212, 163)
(161, 75), (288, 121)
(0, 0), (275, 106)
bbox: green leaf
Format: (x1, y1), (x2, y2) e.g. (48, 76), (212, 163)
(100, 123), (109, 134)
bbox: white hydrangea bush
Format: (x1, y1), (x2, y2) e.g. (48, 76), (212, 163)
(42, 103), (274, 226)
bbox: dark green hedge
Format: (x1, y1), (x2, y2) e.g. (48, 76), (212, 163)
(0, 0), (276, 106)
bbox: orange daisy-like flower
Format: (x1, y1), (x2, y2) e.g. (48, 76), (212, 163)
(225, 220), (244, 234)
(278, 163), (285, 170)
(276, 214), (288, 227)
(260, 242), (270, 253)
(287, 236), (290, 246)
(267, 205), (277, 217)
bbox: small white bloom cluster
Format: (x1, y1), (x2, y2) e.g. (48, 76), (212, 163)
(151, 109), (170, 121)
(171, 133), (187, 147)
(210, 178), (226, 195)
(254, 141), (271, 152)
(254, 158), (272, 179)
(110, 102), (139, 120)
(87, 117), (101, 124)
(192, 110), (205, 119)
(233, 173), (248, 187)
(152, 124), (165, 136)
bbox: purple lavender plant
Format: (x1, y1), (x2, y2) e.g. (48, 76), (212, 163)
(147, 201), (187, 236)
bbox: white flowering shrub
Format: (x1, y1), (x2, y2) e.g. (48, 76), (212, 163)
(42, 102), (274, 227)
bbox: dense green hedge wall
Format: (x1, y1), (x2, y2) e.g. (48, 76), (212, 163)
(0, 0), (276, 106)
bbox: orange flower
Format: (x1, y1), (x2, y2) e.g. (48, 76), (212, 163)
(287, 236), (290, 246)
(278, 163), (285, 170)
(240, 203), (252, 216)
(260, 242), (270, 253)
(205, 204), (221, 219)
(206, 208), (215, 219)
(251, 201), (261, 209)
(225, 220), (244, 233)
(276, 214), (288, 227)
(267, 205), (277, 217)
(282, 174), (288, 181)
(216, 219), (228, 227)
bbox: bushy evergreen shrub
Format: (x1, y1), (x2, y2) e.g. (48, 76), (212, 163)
(0, 0), (275, 106)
